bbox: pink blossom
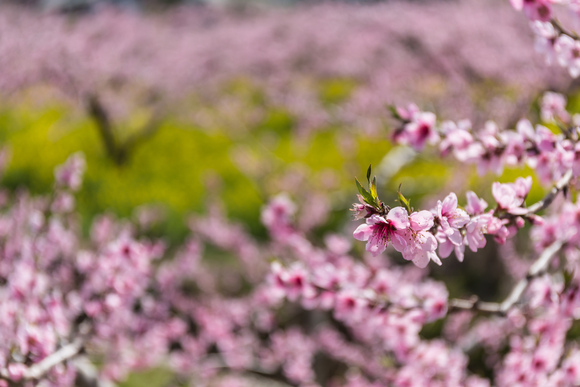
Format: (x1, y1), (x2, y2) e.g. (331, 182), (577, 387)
(353, 208), (409, 256)
(465, 191), (488, 216)
(532, 20), (558, 64)
(351, 194), (378, 220)
(334, 290), (369, 323)
(270, 262), (310, 302)
(486, 214), (511, 244)
(54, 152), (86, 192)
(401, 111), (439, 151)
(395, 103), (420, 121)
(437, 229), (466, 262)
(559, 349), (580, 385)
(541, 91), (570, 123)
(434, 193), (469, 246)
(261, 194), (296, 239)
(492, 180), (530, 215)
(555, 34), (580, 78)
(396, 210), (441, 268)
(510, 0), (553, 22)
(7, 363), (27, 382)
(401, 227), (441, 268)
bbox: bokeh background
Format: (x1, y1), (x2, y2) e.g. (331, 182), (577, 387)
(1, 0), (579, 384)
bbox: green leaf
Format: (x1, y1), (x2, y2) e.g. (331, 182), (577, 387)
(355, 177), (377, 208)
(355, 177), (366, 196)
(366, 165), (372, 185)
(397, 185), (412, 213)
(389, 105), (401, 120)
(370, 176), (378, 201)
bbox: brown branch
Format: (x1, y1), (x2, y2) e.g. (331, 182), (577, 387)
(86, 93), (164, 166)
(552, 18), (580, 40)
(86, 94), (120, 165)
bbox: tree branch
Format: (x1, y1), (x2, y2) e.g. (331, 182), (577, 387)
(0, 338), (83, 382)
(450, 239), (564, 315)
(526, 169), (573, 214)
(86, 94), (120, 165)
(117, 109), (164, 165)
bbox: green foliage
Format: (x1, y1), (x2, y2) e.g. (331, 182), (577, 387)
(118, 367), (175, 387)
(318, 78), (358, 106)
(5, 77), (540, 246)
(0, 83), (393, 242)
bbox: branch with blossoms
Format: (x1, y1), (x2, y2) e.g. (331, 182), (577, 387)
(266, 2), (580, 385)
(449, 239), (563, 315)
(390, 91), (580, 184)
(0, 338), (84, 383)
(280, 166), (571, 319)
(444, 169), (573, 314)
(351, 165), (552, 268)
(510, 0), (580, 78)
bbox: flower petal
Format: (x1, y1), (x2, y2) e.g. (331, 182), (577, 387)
(410, 210), (434, 231)
(441, 193), (458, 215)
(353, 224), (373, 241)
(387, 207), (410, 229)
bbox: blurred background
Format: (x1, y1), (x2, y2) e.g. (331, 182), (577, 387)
(0, 0), (578, 383)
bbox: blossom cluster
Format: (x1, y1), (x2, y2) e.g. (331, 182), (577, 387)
(351, 168), (536, 267)
(262, 196), (485, 386)
(509, 0), (580, 78)
(5, 1), (580, 386)
(392, 91), (580, 183)
(3, 150), (580, 387)
(0, 153), (175, 386)
(267, 191), (580, 387)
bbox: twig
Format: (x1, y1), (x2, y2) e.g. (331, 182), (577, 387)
(450, 169), (572, 314)
(449, 297), (502, 314)
(552, 18), (580, 40)
(199, 355), (297, 387)
(450, 239), (564, 315)
(0, 338), (83, 381)
(526, 169), (573, 214)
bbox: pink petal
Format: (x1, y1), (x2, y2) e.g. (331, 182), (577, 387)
(465, 191), (487, 215)
(391, 231), (408, 253)
(438, 239), (454, 258)
(514, 176), (533, 198)
(447, 228), (463, 246)
(410, 210), (434, 231)
(449, 209), (470, 228)
(353, 224), (373, 241)
(412, 252), (430, 268)
(492, 183), (518, 209)
(455, 245), (465, 262)
(430, 252), (442, 266)
(419, 232), (437, 252)
(387, 207), (410, 229)
(441, 193), (458, 215)
(366, 240), (386, 256)
(510, 0), (523, 11)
